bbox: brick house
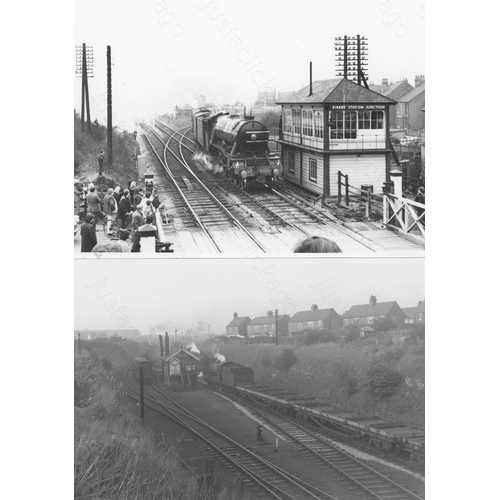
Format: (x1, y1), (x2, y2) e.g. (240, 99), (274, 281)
(288, 304), (342, 334)
(226, 313), (251, 337)
(247, 311), (290, 337)
(402, 300), (425, 324)
(395, 76), (425, 133)
(342, 296), (406, 328)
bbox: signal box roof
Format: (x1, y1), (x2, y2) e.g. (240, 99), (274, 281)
(276, 78), (396, 105)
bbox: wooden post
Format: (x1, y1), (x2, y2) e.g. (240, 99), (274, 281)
(139, 366), (145, 424)
(107, 45), (113, 166)
(77, 332), (81, 356)
(275, 309), (279, 345)
(337, 171), (341, 204)
(345, 174), (349, 206)
(365, 189), (371, 218)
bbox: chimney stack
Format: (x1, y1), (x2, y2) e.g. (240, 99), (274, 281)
(267, 310), (273, 317)
(382, 78), (388, 86)
(233, 312), (238, 319)
(311, 304), (318, 312)
(415, 74), (425, 87)
(369, 296), (377, 307)
(308, 62), (313, 96)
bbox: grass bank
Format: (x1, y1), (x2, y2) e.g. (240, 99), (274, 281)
(74, 356), (229, 499)
(74, 112), (139, 189)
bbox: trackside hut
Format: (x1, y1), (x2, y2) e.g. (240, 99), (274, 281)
(226, 313), (251, 337)
(247, 312), (290, 337)
(288, 305), (342, 335)
(276, 78), (396, 195)
(162, 347), (200, 388)
(342, 295), (406, 328)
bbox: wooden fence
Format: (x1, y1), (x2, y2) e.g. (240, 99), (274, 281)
(383, 193), (425, 238)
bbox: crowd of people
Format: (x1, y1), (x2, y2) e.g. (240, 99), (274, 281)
(76, 179), (162, 253)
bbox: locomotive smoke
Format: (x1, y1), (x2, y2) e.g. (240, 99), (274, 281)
(193, 152), (223, 173)
(214, 352), (225, 363)
(186, 342), (201, 355)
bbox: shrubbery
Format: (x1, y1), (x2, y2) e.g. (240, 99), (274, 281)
(366, 365), (403, 399)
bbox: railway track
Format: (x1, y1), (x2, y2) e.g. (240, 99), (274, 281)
(232, 399), (425, 500)
(122, 364), (343, 500)
(141, 123), (270, 253)
(155, 120), (382, 251)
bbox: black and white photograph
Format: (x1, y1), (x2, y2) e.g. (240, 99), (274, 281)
(69, 1), (430, 499)
(73, 0), (425, 255)
(74, 257), (425, 499)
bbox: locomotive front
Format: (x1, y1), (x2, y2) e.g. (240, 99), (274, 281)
(213, 115), (269, 154)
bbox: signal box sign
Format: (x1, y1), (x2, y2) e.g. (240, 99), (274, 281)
(330, 104), (386, 110)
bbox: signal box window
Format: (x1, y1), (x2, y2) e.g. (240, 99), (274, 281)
(309, 158), (317, 182)
(313, 110), (323, 138)
(329, 111), (343, 139)
(371, 111), (384, 129)
(288, 152), (295, 174)
(345, 111), (357, 139)
(292, 109), (301, 134)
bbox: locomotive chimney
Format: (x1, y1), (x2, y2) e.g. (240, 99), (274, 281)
(369, 295), (377, 307)
(309, 61), (313, 96)
(311, 304), (318, 312)
(165, 332), (169, 356)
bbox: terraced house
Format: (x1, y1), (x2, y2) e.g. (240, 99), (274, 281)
(342, 296), (406, 328)
(225, 313), (251, 337)
(288, 305), (342, 334)
(247, 311), (290, 337)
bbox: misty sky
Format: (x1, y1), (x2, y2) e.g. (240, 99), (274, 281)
(74, 257), (424, 335)
(74, 0), (425, 130)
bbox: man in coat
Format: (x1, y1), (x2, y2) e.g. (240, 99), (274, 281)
(118, 189), (131, 230)
(131, 205), (145, 252)
(80, 213), (97, 252)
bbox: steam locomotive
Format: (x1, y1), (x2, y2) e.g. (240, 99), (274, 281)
(192, 108), (282, 190)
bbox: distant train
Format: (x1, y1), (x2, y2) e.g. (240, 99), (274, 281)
(133, 347), (155, 384)
(192, 108), (282, 190)
(202, 358), (424, 463)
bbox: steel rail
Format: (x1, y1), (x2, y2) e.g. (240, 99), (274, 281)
(149, 384), (341, 500)
(160, 121), (381, 250)
(122, 365), (333, 500)
(142, 127), (222, 252)
(153, 123), (270, 253)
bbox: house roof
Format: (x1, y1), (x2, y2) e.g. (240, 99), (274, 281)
(248, 315), (289, 326)
(402, 301), (425, 317)
(382, 80), (414, 99)
(276, 78), (396, 105)
(290, 308), (338, 323)
(163, 347), (200, 363)
(398, 82), (425, 102)
(226, 316), (251, 327)
(343, 301), (399, 318)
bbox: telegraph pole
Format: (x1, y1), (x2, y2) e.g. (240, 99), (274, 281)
(107, 45), (113, 166)
(275, 309), (279, 345)
(139, 366), (145, 424)
(75, 43), (94, 133)
(77, 332), (81, 356)
(159, 334), (164, 357)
